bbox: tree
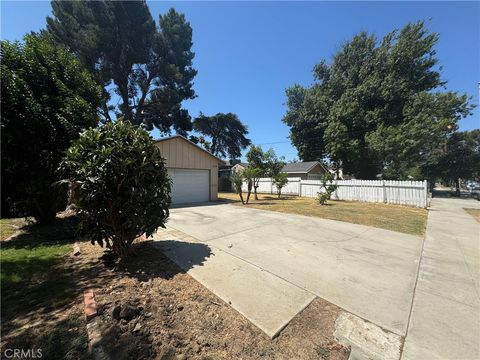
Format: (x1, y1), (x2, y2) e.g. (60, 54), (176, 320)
(246, 145), (285, 199)
(245, 145), (265, 200)
(230, 171), (245, 204)
(283, 22), (474, 179)
(47, 2), (196, 134)
(436, 130), (480, 194)
(272, 173), (289, 199)
(59, 120), (171, 258)
(264, 148), (285, 178)
(193, 112), (251, 159)
(242, 167), (262, 204)
(317, 173), (338, 205)
(1, 34), (102, 223)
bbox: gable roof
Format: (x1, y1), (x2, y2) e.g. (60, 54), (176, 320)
(232, 162), (249, 168)
(154, 135), (225, 164)
(282, 161), (327, 174)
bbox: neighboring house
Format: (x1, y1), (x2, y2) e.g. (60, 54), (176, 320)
(218, 160), (243, 179)
(281, 161), (328, 180)
(218, 160), (244, 192)
(231, 162), (249, 174)
(155, 135), (224, 204)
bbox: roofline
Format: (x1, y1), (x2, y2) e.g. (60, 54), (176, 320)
(154, 135), (225, 164)
(283, 161), (329, 174)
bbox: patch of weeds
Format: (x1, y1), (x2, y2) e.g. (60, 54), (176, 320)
(314, 344), (330, 360)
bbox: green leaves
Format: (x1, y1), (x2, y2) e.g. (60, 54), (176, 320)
(272, 172), (289, 198)
(317, 173), (337, 205)
(47, 2), (197, 133)
(193, 113), (251, 159)
(283, 21), (474, 180)
(60, 120), (171, 257)
(1, 34), (102, 221)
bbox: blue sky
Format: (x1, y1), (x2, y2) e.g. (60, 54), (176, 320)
(2, 1), (479, 161)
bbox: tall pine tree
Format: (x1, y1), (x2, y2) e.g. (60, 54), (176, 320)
(47, 1), (197, 135)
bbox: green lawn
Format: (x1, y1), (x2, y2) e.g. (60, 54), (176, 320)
(219, 192), (428, 236)
(1, 217), (75, 290)
(1, 215), (90, 360)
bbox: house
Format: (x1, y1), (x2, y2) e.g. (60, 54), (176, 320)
(218, 160), (244, 179)
(231, 162), (248, 174)
(281, 161), (328, 180)
(155, 135), (224, 204)
(218, 160), (244, 192)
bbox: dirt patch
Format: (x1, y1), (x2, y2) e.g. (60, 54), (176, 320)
(84, 240), (349, 360)
(2, 236), (349, 360)
(464, 208), (480, 223)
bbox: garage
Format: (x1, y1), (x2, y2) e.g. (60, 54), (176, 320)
(168, 169), (209, 204)
(155, 135), (224, 205)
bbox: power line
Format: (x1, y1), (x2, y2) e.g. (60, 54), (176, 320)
(256, 140), (290, 145)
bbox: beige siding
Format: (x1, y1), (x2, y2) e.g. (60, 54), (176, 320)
(155, 137), (221, 201)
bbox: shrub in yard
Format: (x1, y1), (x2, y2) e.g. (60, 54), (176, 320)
(230, 171), (245, 204)
(59, 120), (171, 258)
(1, 34), (102, 223)
(272, 172), (289, 199)
(317, 173), (338, 205)
(243, 167), (262, 204)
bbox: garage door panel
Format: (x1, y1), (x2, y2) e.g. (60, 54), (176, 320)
(169, 169), (209, 204)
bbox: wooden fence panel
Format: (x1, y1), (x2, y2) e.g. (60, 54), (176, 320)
(240, 178), (428, 208)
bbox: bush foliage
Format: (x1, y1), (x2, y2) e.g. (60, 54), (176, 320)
(317, 174), (338, 205)
(272, 173), (289, 199)
(1, 34), (102, 223)
(230, 171), (245, 205)
(60, 120), (171, 257)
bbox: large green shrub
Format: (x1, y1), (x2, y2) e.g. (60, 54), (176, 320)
(60, 120), (171, 257)
(1, 34), (102, 223)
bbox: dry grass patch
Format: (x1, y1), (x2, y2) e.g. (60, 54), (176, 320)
(464, 208), (480, 223)
(219, 192), (427, 236)
(0, 218), (27, 240)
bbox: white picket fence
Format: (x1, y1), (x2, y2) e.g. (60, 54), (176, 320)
(242, 178), (428, 208)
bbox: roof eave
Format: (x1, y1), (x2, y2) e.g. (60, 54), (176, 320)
(154, 135), (225, 164)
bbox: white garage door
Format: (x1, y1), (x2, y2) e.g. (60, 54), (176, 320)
(168, 169), (210, 204)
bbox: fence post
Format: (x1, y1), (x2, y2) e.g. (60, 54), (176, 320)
(382, 180), (387, 203)
(298, 179), (302, 197)
(423, 180), (428, 208)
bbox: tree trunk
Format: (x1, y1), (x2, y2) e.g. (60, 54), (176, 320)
(455, 178), (460, 196)
(238, 192), (245, 204)
(246, 181), (252, 204)
(254, 178), (260, 200)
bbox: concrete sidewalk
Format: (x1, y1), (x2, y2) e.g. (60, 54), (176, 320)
(402, 198), (480, 360)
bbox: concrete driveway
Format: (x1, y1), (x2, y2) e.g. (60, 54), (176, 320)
(153, 203), (423, 338)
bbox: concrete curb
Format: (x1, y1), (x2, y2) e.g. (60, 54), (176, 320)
(334, 312), (403, 360)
